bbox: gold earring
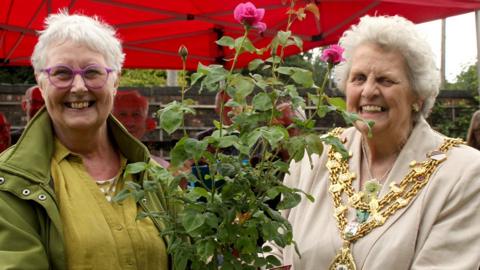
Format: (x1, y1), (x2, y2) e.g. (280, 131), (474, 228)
(412, 103), (420, 112)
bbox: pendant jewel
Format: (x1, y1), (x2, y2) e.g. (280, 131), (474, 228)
(364, 179), (382, 195)
(329, 245), (356, 270)
(355, 209), (369, 223)
(344, 222), (359, 239)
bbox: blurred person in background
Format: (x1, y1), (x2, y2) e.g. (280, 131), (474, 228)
(113, 90), (169, 168)
(466, 109), (480, 150)
(0, 112), (11, 152)
(10, 85), (45, 144)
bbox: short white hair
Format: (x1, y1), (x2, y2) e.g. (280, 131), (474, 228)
(31, 10), (125, 73)
(333, 15), (440, 118)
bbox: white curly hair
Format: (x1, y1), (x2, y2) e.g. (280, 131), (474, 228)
(31, 10), (125, 74)
(333, 15), (440, 118)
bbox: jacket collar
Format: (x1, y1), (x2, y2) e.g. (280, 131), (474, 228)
(0, 108), (151, 184)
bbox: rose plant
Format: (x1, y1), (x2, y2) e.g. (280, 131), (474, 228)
(115, 1), (368, 269)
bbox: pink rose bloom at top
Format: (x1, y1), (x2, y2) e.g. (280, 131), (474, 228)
(320, 44), (345, 65)
(234, 2), (267, 32)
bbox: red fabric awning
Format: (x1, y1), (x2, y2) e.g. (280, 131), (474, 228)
(1, 0), (480, 70)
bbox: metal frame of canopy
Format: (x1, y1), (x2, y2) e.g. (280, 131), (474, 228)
(1, 0), (480, 71)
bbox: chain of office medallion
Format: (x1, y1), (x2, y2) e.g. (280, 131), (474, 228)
(327, 128), (463, 242)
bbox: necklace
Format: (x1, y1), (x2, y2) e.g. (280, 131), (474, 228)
(326, 128), (463, 270)
(360, 141), (394, 185)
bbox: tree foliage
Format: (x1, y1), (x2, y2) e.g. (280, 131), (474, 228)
(430, 63), (478, 139)
(120, 69), (166, 87)
(445, 64), (478, 94)
(0, 66), (36, 84)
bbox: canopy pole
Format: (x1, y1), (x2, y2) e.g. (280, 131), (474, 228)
(440, 19), (446, 89)
(476, 11), (480, 102)
(166, 70), (178, 87)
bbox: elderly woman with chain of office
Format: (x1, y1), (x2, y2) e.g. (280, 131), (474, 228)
(267, 15), (480, 270)
(0, 12), (171, 269)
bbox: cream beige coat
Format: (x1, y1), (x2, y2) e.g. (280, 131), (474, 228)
(269, 118), (480, 270)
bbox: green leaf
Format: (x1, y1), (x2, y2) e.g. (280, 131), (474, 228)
(276, 66), (294, 75)
(171, 240), (189, 270)
(170, 137), (190, 167)
(125, 181), (142, 191)
(217, 163), (236, 177)
(235, 36), (256, 53)
(341, 110), (361, 125)
(196, 62), (210, 74)
(230, 75), (255, 101)
(182, 210), (206, 233)
(266, 255), (281, 267)
(291, 35), (303, 50)
(326, 96), (346, 110)
(252, 92), (273, 111)
(196, 238), (216, 262)
(216, 36), (235, 49)
(287, 136), (306, 162)
(159, 102), (183, 134)
(273, 160), (290, 174)
(307, 93), (323, 107)
(203, 73), (227, 91)
(277, 30), (291, 46)
(277, 191), (301, 210)
(142, 180), (159, 192)
(270, 37), (279, 56)
(261, 126), (288, 149)
(291, 69), (314, 88)
(261, 64), (272, 70)
(265, 56), (281, 64)
(186, 187), (210, 201)
(204, 212), (219, 229)
(305, 134), (324, 156)
(245, 129), (262, 148)
(184, 138), (208, 162)
(320, 134), (349, 159)
(251, 74), (269, 90)
(317, 105), (336, 118)
(132, 189), (145, 202)
(265, 186), (281, 200)
(124, 162), (148, 175)
(190, 72), (205, 87)
(248, 59), (264, 71)
(112, 188), (131, 203)
(218, 135), (238, 148)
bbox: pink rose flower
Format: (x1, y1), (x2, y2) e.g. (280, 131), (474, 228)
(320, 44), (345, 65)
(234, 2), (267, 32)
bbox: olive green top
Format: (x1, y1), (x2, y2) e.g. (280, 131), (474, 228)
(51, 139), (167, 269)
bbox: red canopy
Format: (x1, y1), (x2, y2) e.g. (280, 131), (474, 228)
(1, 0), (480, 70)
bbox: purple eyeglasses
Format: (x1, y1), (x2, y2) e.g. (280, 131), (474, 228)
(40, 64), (114, 90)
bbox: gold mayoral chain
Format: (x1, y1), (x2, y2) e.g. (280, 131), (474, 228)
(325, 128), (463, 270)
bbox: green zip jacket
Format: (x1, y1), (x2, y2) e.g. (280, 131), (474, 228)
(0, 108), (170, 270)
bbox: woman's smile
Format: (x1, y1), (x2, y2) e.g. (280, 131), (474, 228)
(64, 100), (96, 109)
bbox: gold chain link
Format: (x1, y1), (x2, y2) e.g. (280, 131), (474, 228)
(327, 128), (463, 242)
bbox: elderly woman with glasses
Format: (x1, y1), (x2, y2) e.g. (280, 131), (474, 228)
(0, 12), (169, 269)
